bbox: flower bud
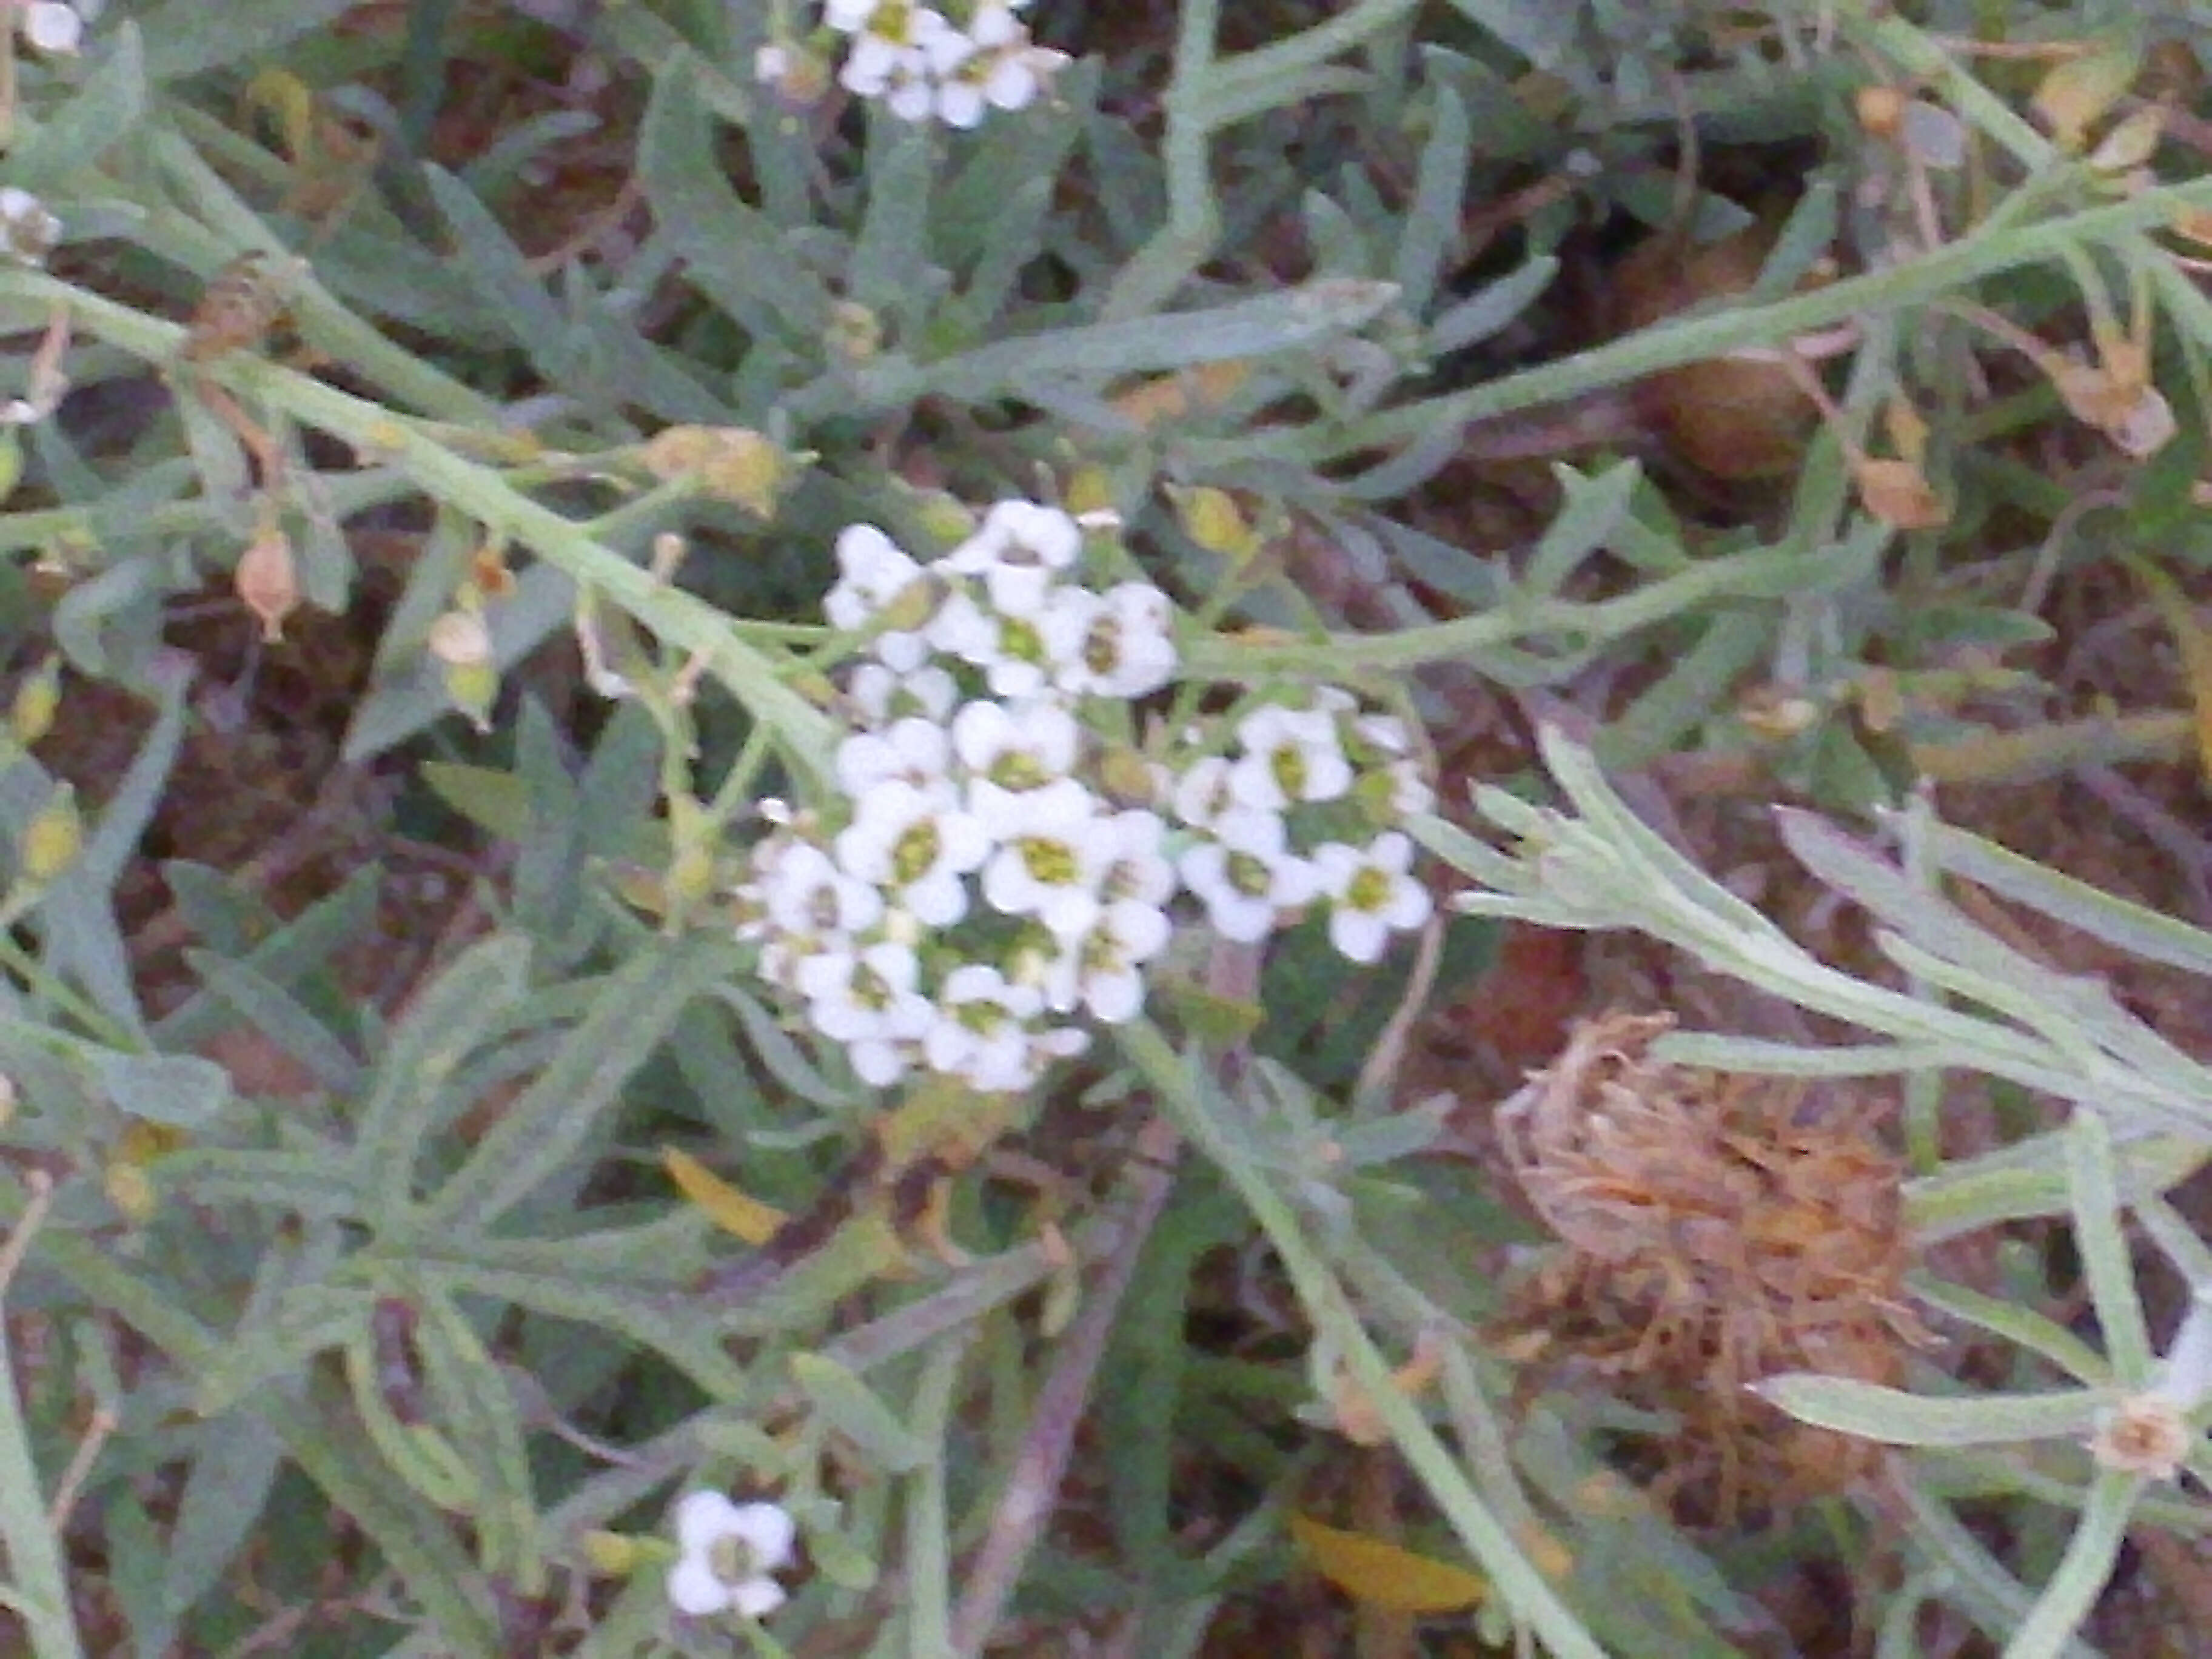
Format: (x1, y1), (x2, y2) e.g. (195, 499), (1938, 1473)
(1170, 484), (1261, 561)
(235, 512), (300, 643)
(826, 300), (882, 364)
(582, 1530), (643, 1575)
(10, 656), (60, 749)
(20, 786), (80, 884)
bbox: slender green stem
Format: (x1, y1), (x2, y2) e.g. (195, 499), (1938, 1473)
(1205, 175), (2212, 469)
(0, 1180), (85, 1659)
(0, 270), (840, 787)
(1117, 1021), (1607, 1659)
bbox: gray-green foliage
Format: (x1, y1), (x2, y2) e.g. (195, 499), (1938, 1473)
(0, 0), (2204, 1654)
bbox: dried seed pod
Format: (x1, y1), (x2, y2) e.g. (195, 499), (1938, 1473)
(235, 511), (299, 641)
(1492, 1011), (1925, 1523)
(1615, 222), (1822, 482)
(183, 253), (290, 361)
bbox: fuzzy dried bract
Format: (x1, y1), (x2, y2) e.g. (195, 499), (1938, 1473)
(1496, 1011), (1926, 1521)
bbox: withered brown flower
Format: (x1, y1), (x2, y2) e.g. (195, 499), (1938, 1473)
(1494, 1012), (1926, 1523)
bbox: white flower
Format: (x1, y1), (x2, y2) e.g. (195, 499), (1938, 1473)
(825, 525), (930, 666)
(1094, 807), (1176, 907)
(1312, 832), (1432, 963)
(834, 780), (991, 926)
(835, 716), (954, 797)
(951, 697), (1080, 788)
(21, 1), (84, 54)
(848, 661), (958, 726)
(796, 939), (935, 1085)
(758, 840), (885, 940)
(927, 586), (1089, 699)
(1047, 896), (1172, 1023)
(973, 776), (1108, 939)
(1178, 808), (1319, 944)
(667, 1491), (797, 1619)
(1230, 702), (1353, 811)
(1054, 581), (1178, 699)
(1168, 754), (1236, 831)
(925, 964), (1050, 1090)
(941, 499), (1083, 617)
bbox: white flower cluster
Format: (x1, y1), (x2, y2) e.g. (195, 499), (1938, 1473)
(1167, 692), (1435, 965)
(734, 499), (1437, 1095)
(760, 0), (1069, 129)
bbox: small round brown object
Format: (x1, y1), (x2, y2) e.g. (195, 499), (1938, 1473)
(1855, 83), (1907, 139)
(1614, 223), (1820, 482)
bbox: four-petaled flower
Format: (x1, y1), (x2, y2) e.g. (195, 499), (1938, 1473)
(667, 1491), (797, 1620)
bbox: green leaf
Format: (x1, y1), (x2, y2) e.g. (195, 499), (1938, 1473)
(350, 933), (534, 1224)
(12, 23), (147, 188)
(419, 762), (533, 843)
(1427, 254), (1558, 355)
(134, 0), (360, 79)
(789, 1352), (930, 1473)
(638, 53), (830, 343)
(1395, 82), (1470, 315)
(185, 950), (364, 1094)
(1523, 461), (1640, 597)
(159, 1409), (287, 1637)
(1754, 1373), (2104, 1447)
(93, 1049), (233, 1126)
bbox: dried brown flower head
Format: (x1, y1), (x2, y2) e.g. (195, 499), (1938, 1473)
(1494, 1012), (1926, 1523)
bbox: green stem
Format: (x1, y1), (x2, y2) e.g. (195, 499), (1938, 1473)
(1117, 1021), (1606, 1659)
(1200, 173), (2212, 469)
(0, 1184), (85, 1659)
(0, 270), (839, 787)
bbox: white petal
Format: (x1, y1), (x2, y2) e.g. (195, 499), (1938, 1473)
(667, 1557), (732, 1615)
(675, 1490), (745, 1552)
(727, 1501), (799, 1572)
(731, 1576), (790, 1618)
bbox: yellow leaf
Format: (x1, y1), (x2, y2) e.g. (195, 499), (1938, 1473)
(663, 1147), (786, 1245)
(2123, 553), (2212, 780)
(1290, 1512), (1489, 1615)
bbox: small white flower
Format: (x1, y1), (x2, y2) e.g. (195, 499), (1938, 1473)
(1048, 896), (1172, 1023)
(667, 1491), (797, 1620)
(925, 964), (1048, 1090)
(796, 939), (935, 1085)
(928, 586), (1089, 699)
(834, 780), (991, 926)
(21, 1), (83, 54)
(754, 43), (793, 84)
(1094, 807), (1176, 907)
(1230, 702), (1353, 811)
(1312, 832), (1432, 963)
(974, 776), (1108, 939)
(941, 499), (1083, 616)
(951, 697), (1080, 788)
(835, 716), (954, 797)
(1054, 581), (1178, 699)
(759, 840), (885, 940)
(848, 661), (959, 726)
(1168, 754), (1237, 831)
(825, 523), (928, 634)
(1178, 809), (1319, 944)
